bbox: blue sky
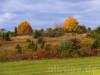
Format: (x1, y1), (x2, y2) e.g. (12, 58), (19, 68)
(0, 0), (100, 30)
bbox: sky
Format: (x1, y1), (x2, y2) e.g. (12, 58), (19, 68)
(0, 0), (100, 31)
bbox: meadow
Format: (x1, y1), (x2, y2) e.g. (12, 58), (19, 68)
(0, 56), (100, 75)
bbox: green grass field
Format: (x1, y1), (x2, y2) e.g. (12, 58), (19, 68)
(0, 56), (100, 75)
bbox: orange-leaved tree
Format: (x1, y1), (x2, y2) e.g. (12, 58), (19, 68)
(64, 17), (79, 32)
(17, 21), (33, 35)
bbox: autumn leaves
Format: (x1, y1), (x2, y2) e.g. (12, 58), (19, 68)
(17, 21), (33, 35)
(16, 17), (79, 35)
(64, 17), (79, 32)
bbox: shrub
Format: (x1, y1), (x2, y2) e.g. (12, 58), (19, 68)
(34, 30), (42, 38)
(92, 39), (100, 49)
(88, 26), (100, 39)
(44, 44), (51, 50)
(15, 27), (17, 34)
(87, 26), (100, 49)
(37, 37), (44, 44)
(71, 38), (81, 50)
(77, 25), (87, 33)
(43, 27), (65, 37)
(3, 32), (11, 41)
(87, 27), (91, 31)
(27, 41), (37, 51)
(79, 37), (94, 56)
(0, 32), (4, 37)
(15, 44), (22, 54)
(0, 37), (3, 46)
(10, 32), (16, 37)
(58, 41), (73, 57)
(95, 26), (100, 33)
(48, 31), (56, 37)
(87, 31), (99, 38)
(36, 37), (46, 48)
(58, 38), (81, 57)
(40, 41), (45, 48)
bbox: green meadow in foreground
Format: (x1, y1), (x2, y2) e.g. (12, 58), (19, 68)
(0, 56), (100, 75)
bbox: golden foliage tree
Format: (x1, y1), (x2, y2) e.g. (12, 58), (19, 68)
(64, 17), (79, 31)
(17, 21), (33, 35)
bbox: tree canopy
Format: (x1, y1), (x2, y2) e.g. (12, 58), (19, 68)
(64, 17), (79, 31)
(17, 21), (33, 35)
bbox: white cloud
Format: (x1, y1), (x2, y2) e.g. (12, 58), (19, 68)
(0, 13), (16, 28)
(0, 13), (15, 22)
(0, 0), (100, 30)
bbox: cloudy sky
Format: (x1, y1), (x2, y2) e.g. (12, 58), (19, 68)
(0, 0), (100, 30)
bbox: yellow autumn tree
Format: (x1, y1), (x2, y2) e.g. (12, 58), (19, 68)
(64, 17), (79, 31)
(17, 21), (33, 35)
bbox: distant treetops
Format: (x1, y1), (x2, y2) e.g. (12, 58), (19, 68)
(15, 17), (79, 35)
(64, 17), (79, 32)
(16, 21), (33, 35)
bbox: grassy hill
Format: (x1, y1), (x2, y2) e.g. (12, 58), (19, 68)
(0, 32), (95, 61)
(0, 33), (87, 51)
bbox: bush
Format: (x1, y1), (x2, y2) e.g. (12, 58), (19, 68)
(15, 44), (22, 54)
(44, 44), (51, 50)
(87, 31), (99, 38)
(40, 41), (45, 48)
(71, 38), (81, 50)
(0, 32), (4, 37)
(87, 26), (100, 49)
(58, 41), (73, 54)
(34, 30), (42, 38)
(58, 38), (81, 57)
(3, 32), (11, 41)
(79, 37), (94, 56)
(95, 26), (100, 33)
(92, 39), (100, 49)
(88, 26), (100, 39)
(77, 25), (87, 33)
(37, 37), (44, 44)
(27, 41), (37, 51)
(46, 28), (64, 37)
(36, 37), (46, 48)
(10, 32), (16, 37)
